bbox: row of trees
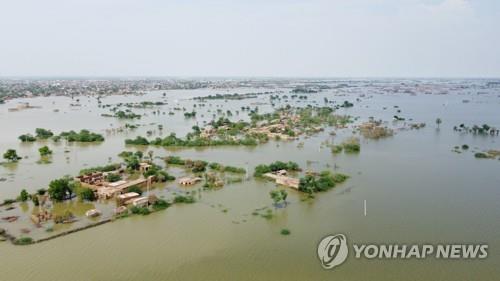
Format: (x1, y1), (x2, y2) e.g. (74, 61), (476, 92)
(19, 129), (104, 143)
(254, 161), (301, 177)
(298, 171), (349, 194)
(2, 146), (54, 163)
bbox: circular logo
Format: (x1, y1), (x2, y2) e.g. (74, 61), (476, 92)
(317, 234), (348, 269)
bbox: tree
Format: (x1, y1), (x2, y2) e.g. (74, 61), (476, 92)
(106, 173), (122, 182)
(19, 134), (36, 142)
(35, 128), (54, 139)
(39, 146), (53, 157)
(134, 151), (144, 159)
(125, 156), (140, 170)
(126, 185), (143, 195)
(48, 178), (73, 201)
(31, 195), (40, 206)
(3, 149), (21, 162)
(78, 187), (96, 201)
(19, 189), (29, 202)
(436, 118), (442, 129)
(270, 190), (287, 206)
(280, 190), (288, 204)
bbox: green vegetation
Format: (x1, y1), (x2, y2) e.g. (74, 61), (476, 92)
(79, 163), (120, 175)
(152, 199), (171, 211)
(18, 189), (29, 202)
(299, 171), (349, 194)
(38, 146), (52, 157)
(48, 177), (74, 201)
(18, 134), (36, 142)
(35, 128), (54, 139)
(126, 185), (143, 195)
(254, 161), (300, 177)
(184, 111), (196, 118)
(125, 136), (149, 145)
(3, 149), (21, 162)
(78, 187), (96, 201)
(209, 162), (246, 174)
(331, 145), (343, 154)
(270, 189), (288, 205)
(53, 210), (76, 224)
(436, 118), (442, 129)
(165, 156), (186, 165)
(59, 130), (104, 142)
(203, 173), (224, 189)
(342, 137), (360, 153)
(143, 165), (175, 182)
(114, 110), (141, 119)
(3, 198), (16, 205)
(127, 133), (259, 147)
(14, 237), (33, 245)
(31, 195), (39, 206)
(130, 206), (150, 215)
(164, 156), (208, 173)
(261, 209), (273, 220)
(173, 195), (195, 204)
(359, 122), (394, 139)
(106, 173), (122, 182)
(474, 152), (491, 159)
(280, 229), (291, 235)
(454, 123), (499, 136)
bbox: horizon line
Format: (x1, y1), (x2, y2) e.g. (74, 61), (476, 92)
(1, 75), (499, 80)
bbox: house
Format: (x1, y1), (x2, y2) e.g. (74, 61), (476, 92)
(85, 209), (102, 217)
(178, 177), (202, 185)
(263, 172), (300, 190)
(139, 162), (152, 174)
(117, 192), (140, 205)
(276, 169), (287, 176)
(114, 206), (128, 215)
(75, 172), (104, 187)
(132, 197), (149, 207)
(275, 176), (300, 189)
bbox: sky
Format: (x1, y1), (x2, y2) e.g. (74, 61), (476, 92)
(0, 0), (499, 78)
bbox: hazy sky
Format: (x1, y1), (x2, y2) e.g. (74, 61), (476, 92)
(0, 0), (499, 77)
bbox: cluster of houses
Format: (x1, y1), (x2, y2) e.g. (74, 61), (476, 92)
(74, 163), (156, 217)
(199, 112), (307, 141)
(8, 102), (41, 112)
(178, 177), (202, 185)
(263, 170), (300, 189)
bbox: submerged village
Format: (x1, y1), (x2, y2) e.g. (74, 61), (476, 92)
(1, 78), (500, 245)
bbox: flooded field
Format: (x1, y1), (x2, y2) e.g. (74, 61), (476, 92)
(1, 80), (499, 281)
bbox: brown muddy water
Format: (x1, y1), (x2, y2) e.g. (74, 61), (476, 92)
(0, 82), (499, 280)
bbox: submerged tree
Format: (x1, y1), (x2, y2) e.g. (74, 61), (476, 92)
(38, 146), (53, 157)
(269, 189), (288, 206)
(18, 189), (29, 202)
(48, 177), (74, 201)
(436, 118), (442, 129)
(3, 149), (21, 162)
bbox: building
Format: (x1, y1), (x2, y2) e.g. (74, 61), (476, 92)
(263, 172), (300, 189)
(178, 177), (202, 185)
(75, 172), (104, 187)
(117, 192), (140, 205)
(132, 197), (149, 207)
(139, 162), (152, 174)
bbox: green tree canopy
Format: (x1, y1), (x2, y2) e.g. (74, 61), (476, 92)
(3, 149), (21, 162)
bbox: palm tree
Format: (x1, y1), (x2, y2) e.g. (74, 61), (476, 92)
(436, 118), (442, 129)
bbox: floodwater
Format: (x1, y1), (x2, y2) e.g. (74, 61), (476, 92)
(0, 80), (499, 281)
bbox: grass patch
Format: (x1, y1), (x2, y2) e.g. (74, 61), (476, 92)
(14, 237), (33, 245)
(280, 229), (291, 235)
